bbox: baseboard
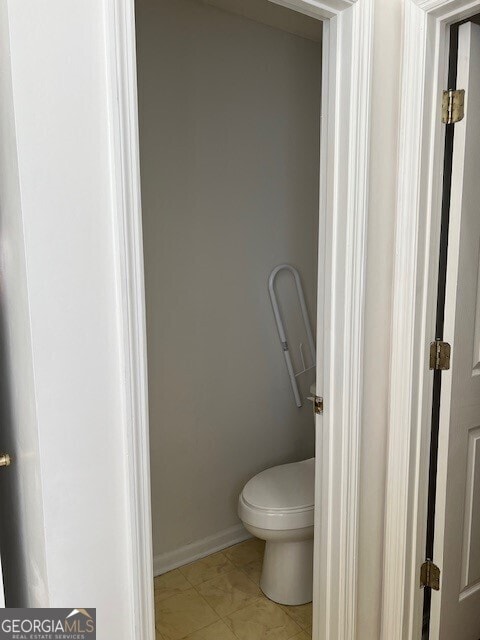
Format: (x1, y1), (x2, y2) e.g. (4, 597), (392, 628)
(153, 524), (252, 576)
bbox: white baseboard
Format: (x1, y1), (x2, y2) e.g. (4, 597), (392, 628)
(153, 524), (252, 576)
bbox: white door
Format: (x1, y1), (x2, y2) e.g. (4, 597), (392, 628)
(431, 21), (480, 640)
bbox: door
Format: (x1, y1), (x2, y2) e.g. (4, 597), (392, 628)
(430, 21), (480, 640)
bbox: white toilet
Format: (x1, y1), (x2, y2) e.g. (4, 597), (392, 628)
(238, 457), (314, 606)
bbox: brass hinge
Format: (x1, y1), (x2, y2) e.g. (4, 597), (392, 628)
(429, 340), (451, 371)
(420, 559), (440, 590)
(442, 89), (465, 124)
(307, 395), (324, 414)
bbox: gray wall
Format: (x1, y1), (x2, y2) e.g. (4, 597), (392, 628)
(136, 0), (322, 558)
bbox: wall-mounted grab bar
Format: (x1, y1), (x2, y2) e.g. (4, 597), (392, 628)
(268, 264), (316, 407)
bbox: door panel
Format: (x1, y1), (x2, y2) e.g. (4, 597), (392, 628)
(431, 21), (480, 640)
(462, 425), (480, 591)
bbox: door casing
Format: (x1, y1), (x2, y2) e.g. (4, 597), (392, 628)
(382, 1), (480, 639)
(105, 0), (374, 638)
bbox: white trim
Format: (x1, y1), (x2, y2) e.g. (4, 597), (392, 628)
(269, 0), (355, 19)
(105, 1), (154, 639)
(382, 1), (480, 638)
(107, 0), (374, 638)
(153, 525), (252, 577)
(314, 3), (373, 639)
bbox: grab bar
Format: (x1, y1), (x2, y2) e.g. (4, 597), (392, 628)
(268, 264), (316, 407)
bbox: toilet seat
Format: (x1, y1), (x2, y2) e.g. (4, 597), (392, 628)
(238, 458), (314, 531)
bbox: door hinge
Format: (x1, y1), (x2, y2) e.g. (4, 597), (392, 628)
(442, 89), (465, 124)
(429, 340), (451, 371)
(307, 395), (324, 414)
(420, 559), (440, 590)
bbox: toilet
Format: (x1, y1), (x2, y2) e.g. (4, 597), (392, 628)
(238, 457), (315, 606)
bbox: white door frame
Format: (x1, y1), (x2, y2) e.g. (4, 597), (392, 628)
(105, 1), (374, 638)
(382, 1), (480, 639)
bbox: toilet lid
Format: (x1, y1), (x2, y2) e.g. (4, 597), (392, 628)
(242, 458), (314, 512)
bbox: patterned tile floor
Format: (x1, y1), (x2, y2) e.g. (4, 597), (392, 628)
(154, 539), (312, 640)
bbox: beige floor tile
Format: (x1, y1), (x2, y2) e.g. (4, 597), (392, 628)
(240, 558), (263, 586)
(154, 569), (191, 603)
(183, 620), (238, 640)
(196, 568), (262, 617)
(179, 552), (235, 586)
(224, 598), (301, 640)
(292, 632), (311, 640)
(224, 538), (265, 567)
(155, 588), (219, 640)
(281, 602), (312, 631)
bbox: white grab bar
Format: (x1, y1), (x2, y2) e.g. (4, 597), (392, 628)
(268, 264), (316, 407)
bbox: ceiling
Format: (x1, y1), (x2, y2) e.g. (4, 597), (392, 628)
(200, 0), (323, 42)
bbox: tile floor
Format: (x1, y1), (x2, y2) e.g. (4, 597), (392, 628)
(154, 539), (312, 640)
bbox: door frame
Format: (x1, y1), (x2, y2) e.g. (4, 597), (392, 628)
(105, 1), (374, 638)
(382, 1), (480, 638)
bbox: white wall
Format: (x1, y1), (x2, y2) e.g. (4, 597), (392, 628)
(0, 0), (48, 608)
(1, 0), (135, 636)
(136, 0), (322, 561)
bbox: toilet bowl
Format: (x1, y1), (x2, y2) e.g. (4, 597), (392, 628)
(238, 458), (314, 606)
